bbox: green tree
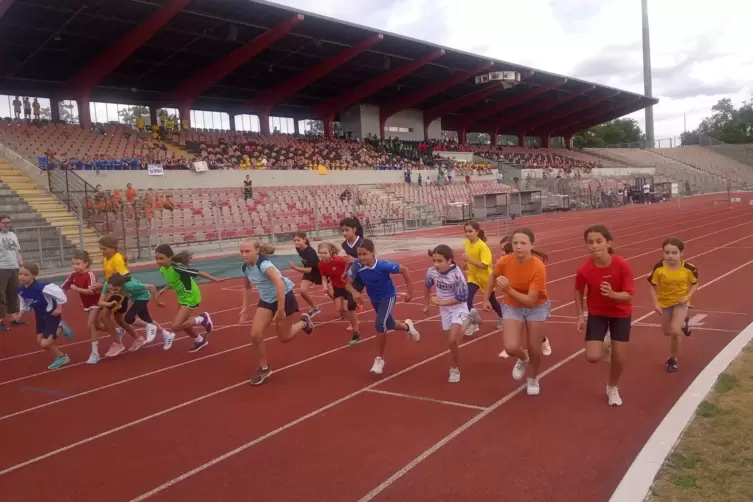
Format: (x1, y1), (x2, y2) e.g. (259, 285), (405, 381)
(573, 118), (645, 148)
(39, 107), (52, 120)
(682, 97), (753, 145)
(119, 105), (150, 127)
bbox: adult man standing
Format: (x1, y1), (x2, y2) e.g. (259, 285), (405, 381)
(0, 215), (24, 331)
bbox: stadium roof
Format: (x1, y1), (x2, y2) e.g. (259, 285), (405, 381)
(0, 0), (658, 137)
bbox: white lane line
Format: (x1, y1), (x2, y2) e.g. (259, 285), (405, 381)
(364, 389), (487, 411)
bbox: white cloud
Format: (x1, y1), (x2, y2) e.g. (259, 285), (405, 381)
(275, 0), (752, 141)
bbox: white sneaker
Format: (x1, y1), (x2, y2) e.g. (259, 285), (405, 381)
(497, 318), (505, 330)
(541, 338), (552, 356)
(145, 324), (158, 343)
(526, 377), (540, 395)
(404, 320), (420, 342)
(370, 357), (385, 375)
(607, 385), (623, 407)
(162, 331), (176, 350)
(448, 367), (461, 383)
(86, 352), (101, 365)
(464, 323), (479, 337)
(498, 349), (509, 358)
(469, 308), (482, 325)
(512, 356), (528, 380)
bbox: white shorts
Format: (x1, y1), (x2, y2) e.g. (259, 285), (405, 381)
(440, 303), (470, 330)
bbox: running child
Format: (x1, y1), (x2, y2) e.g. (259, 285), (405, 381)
(648, 237), (698, 373)
(496, 235), (553, 359)
(463, 221), (502, 335)
(153, 245), (219, 353)
(96, 235), (145, 356)
(61, 251), (107, 364)
(238, 239), (315, 386)
(346, 238), (420, 375)
(289, 231), (323, 316)
(574, 225), (635, 407)
(14, 262), (74, 369)
(100, 273), (175, 350)
(485, 228), (549, 396)
(341, 216), (365, 314)
(317, 242), (360, 344)
(423, 245), (474, 383)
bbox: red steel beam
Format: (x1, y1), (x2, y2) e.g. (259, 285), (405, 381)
(0, 0), (14, 21)
(489, 86), (596, 132)
(559, 99), (642, 135)
(67, 0), (190, 95)
(379, 61), (494, 128)
(529, 92), (620, 134)
(171, 14), (304, 104)
(459, 79), (567, 129)
(313, 48), (445, 119)
(422, 84), (502, 129)
(252, 33), (383, 113)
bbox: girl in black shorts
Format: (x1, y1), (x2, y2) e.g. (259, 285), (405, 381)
(289, 231), (323, 317)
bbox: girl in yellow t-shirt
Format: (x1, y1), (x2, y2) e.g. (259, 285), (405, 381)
(462, 221), (503, 335)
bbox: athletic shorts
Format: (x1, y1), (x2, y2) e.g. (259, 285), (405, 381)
(258, 290), (299, 316)
(35, 312), (61, 339)
(502, 300), (551, 322)
(440, 303), (469, 331)
(107, 295), (129, 314)
(178, 302), (200, 309)
(586, 315), (631, 343)
(333, 287), (357, 311)
(661, 304), (688, 316)
(124, 300), (154, 325)
(302, 273), (322, 286)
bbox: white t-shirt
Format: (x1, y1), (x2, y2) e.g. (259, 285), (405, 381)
(0, 231), (21, 269)
(643, 184), (651, 194)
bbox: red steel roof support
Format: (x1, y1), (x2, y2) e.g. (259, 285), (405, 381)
(487, 86), (596, 133)
(557, 99), (642, 136)
(528, 92), (620, 135)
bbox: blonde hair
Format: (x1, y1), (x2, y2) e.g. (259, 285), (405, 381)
(243, 238), (275, 255)
(317, 241), (339, 256)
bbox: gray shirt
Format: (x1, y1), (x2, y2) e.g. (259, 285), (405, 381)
(0, 231), (21, 269)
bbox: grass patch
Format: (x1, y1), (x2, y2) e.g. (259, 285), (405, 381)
(648, 343), (753, 502)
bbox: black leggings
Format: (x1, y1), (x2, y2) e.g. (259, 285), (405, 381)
(467, 283), (503, 317)
(124, 300), (154, 325)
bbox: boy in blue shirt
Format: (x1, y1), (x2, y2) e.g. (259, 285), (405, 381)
(15, 262), (74, 369)
(346, 239), (419, 375)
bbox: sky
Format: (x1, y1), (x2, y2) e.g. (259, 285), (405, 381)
(274, 0), (751, 143)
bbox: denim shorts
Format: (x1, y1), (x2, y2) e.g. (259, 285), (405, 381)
(661, 304), (689, 316)
(503, 300), (551, 322)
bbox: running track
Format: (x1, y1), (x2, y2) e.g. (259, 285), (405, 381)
(1, 196), (752, 501)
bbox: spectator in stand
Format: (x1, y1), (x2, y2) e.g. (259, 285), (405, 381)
(32, 99), (40, 120)
(23, 97), (31, 120)
(417, 173), (423, 186)
(12, 96), (21, 119)
(243, 175), (253, 200)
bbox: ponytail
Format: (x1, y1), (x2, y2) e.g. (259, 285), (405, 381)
(259, 242), (276, 255)
(293, 231), (310, 247)
(464, 220), (487, 242)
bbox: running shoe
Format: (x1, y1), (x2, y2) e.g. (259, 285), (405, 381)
(200, 312), (213, 334)
(128, 336), (147, 352)
(0, 323), (7, 332)
(526, 377), (540, 396)
(464, 323), (479, 337)
(666, 357), (678, 373)
(541, 337), (553, 356)
(250, 366), (272, 386)
(512, 356), (528, 381)
(162, 331), (176, 350)
(300, 313), (314, 335)
(448, 367), (461, 383)
(145, 323), (158, 343)
(59, 321), (74, 340)
(307, 307), (321, 318)
(86, 352), (101, 365)
(682, 316), (692, 336)
(105, 342), (126, 357)
(349, 332), (360, 345)
(370, 357), (385, 375)
(48, 354), (70, 370)
(607, 386), (623, 407)
(405, 319), (420, 342)
(188, 338), (208, 353)
(10, 319), (26, 327)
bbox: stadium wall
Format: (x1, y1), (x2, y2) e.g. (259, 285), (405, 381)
(78, 169), (496, 189)
(340, 104), (442, 141)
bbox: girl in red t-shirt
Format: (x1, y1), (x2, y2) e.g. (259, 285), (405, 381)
(574, 224), (635, 407)
(317, 242), (360, 344)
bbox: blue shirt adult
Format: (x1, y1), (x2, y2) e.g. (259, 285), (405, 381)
(242, 257), (294, 303)
(348, 259), (400, 303)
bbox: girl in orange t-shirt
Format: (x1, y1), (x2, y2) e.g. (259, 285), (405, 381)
(485, 228), (550, 396)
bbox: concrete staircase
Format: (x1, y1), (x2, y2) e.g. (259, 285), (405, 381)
(0, 160), (102, 263)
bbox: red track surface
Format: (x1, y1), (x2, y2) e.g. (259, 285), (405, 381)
(1, 195), (753, 502)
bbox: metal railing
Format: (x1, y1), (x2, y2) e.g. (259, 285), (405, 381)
(13, 224), (81, 270)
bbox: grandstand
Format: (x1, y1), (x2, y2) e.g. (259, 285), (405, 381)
(0, 0), (666, 267)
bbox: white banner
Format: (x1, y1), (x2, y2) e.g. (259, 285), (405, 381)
(147, 164), (164, 176)
(193, 161), (208, 172)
